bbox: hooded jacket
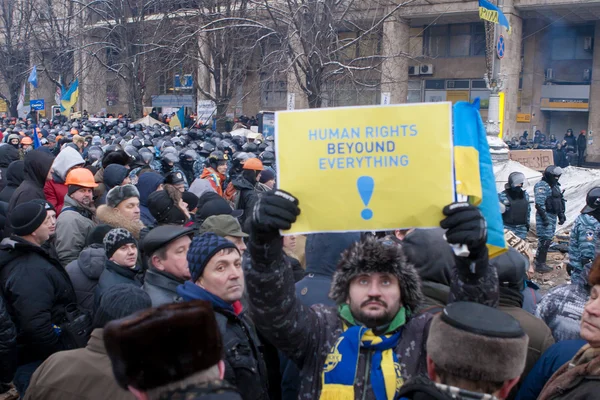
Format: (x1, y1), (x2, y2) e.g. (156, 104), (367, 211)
(65, 245), (107, 313)
(245, 236), (499, 400)
(55, 195), (97, 266)
(0, 236), (77, 366)
(8, 149), (55, 213)
(0, 160), (24, 204)
(43, 147), (84, 214)
(136, 172), (164, 228)
(0, 145), (20, 192)
(97, 164), (129, 205)
(403, 229), (455, 314)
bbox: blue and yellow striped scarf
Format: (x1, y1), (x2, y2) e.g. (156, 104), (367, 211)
(320, 306), (406, 400)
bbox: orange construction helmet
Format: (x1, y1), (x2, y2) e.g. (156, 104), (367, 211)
(65, 168), (98, 188)
(70, 128), (79, 135)
(243, 158), (264, 171)
(21, 137), (33, 145)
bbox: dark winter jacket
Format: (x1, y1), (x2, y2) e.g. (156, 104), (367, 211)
(553, 148), (569, 169)
(65, 245), (106, 313)
(516, 339), (586, 400)
(136, 172), (164, 228)
(156, 380), (242, 400)
(177, 282), (270, 400)
(0, 145), (19, 192)
(282, 233), (361, 400)
(231, 175), (258, 230)
(94, 260), (142, 310)
(0, 160), (24, 204)
(142, 268), (184, 307)
(245, 237), (499, 400)
(0, 293), (17, 383)
(398, 376), (494, 400)
(0, 236), (77, 366)
(578, 133), (587, 150)
(8, 150), (54, 213)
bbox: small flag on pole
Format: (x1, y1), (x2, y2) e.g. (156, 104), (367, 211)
(28, 66), (38, 88)
(169, 107), (185, 129)
(478, 0), (511, 33)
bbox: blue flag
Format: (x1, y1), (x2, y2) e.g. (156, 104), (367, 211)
(479, 0), (511, 33)
(28, 66), (38, 88)
(33, 125), (41, 149)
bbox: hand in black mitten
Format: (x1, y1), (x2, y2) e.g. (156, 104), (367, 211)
(251, 190), (300, 244)
(558, 213), (566, 225)
(440, 203), (487, 254)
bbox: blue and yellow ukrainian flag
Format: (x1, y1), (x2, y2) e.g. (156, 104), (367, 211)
(453, 100), (506, 258)
(60, 79), (79, 117)
(169, 107), (185, 129)
(479, 0), (511, 33)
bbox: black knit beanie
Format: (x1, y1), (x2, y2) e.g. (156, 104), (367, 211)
(93, 284), (152, 329)
(104, 228), (138, 258)
(10, 202), (48, 236)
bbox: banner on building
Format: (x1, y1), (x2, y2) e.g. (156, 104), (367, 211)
(275, 102), (455, 234)
(509, 149), (555, 171)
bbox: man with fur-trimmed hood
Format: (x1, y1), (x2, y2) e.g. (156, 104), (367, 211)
(244, 190), (499, 400)
(96, 184), (146, 240)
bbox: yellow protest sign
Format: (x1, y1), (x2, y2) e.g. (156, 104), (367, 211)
(276, 103), (455, 234)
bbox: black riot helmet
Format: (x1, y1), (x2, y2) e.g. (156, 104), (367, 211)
(582, 187), (600, 214)
(505, 172), (526, 190)
(543, 165), (563, 186)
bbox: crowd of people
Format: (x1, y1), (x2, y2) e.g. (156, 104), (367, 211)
(506, 128), (588, 167)
(0, 114), (598, 400)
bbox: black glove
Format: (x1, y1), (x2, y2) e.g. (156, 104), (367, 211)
(526, 224), (530, 232)
(440, 203), (489, 280)
(558, 213), (566, 225)
(250, 189), (300, 245)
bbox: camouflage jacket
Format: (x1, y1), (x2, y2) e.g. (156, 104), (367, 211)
(569, 214), (600, 270)
(245, 243), (499, 400)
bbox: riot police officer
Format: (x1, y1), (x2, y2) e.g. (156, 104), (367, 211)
(499, 172), (530, 240)
(534, 165), (565, 273)
(570, 187), (600, 284)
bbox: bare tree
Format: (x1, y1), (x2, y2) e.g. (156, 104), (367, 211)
(252, 0), (415, 108)
(0, 0), (33, 116)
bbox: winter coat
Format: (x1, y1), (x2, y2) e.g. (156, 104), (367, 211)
(282, 233), (362, 400)
(142, 268), (184, 307)
(136, 172), (164, 228)
(578, 133), (587, 150)
(0, 292), (17, 384)
(231, 175), (258, 229)
(200, 167), (226, 196)
(564, 133), (577, 149)
(536, 282), (587, 342)
(0, 160), (24, 204)
(538, 344), (600, 400)
(43, 147), (84, 214)
(156, 380), (242, 400)
(0, 145), (19, 192)
(178, 282), (270, 400)
(24, 328), (134, 400)
(65, 245), (106, 313)
(55, 195), (97, 266)
(0, 236), (77, 366)
(95, 260), (142, 309)
(516, 339), (586, 400)
(8, 149), (54, 213)
(245, 239), (499, 400)
(568, 213), (600, 272)
(553, 148), (569, 169)
(398, 376), (491, 400)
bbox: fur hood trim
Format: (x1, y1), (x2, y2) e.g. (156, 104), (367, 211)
(96, 204), (145, 239)
(329, 236), (423, 314)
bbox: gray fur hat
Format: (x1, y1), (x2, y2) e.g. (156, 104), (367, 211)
(329, 237), (423, 314)
(107, 184), (140, 208)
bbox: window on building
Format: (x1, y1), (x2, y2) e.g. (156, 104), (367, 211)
(407, 80), (421, 103)
(425, 23), (486, 58)
(261, 79), (287, 109)
(106, 48), (119, 68)
(337, 31), (381, 61)
(323, 81), (380, 107)
(422, 79), (490, 108)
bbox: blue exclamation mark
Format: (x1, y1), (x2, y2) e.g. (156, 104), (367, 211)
(357, 176), (374, 220)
